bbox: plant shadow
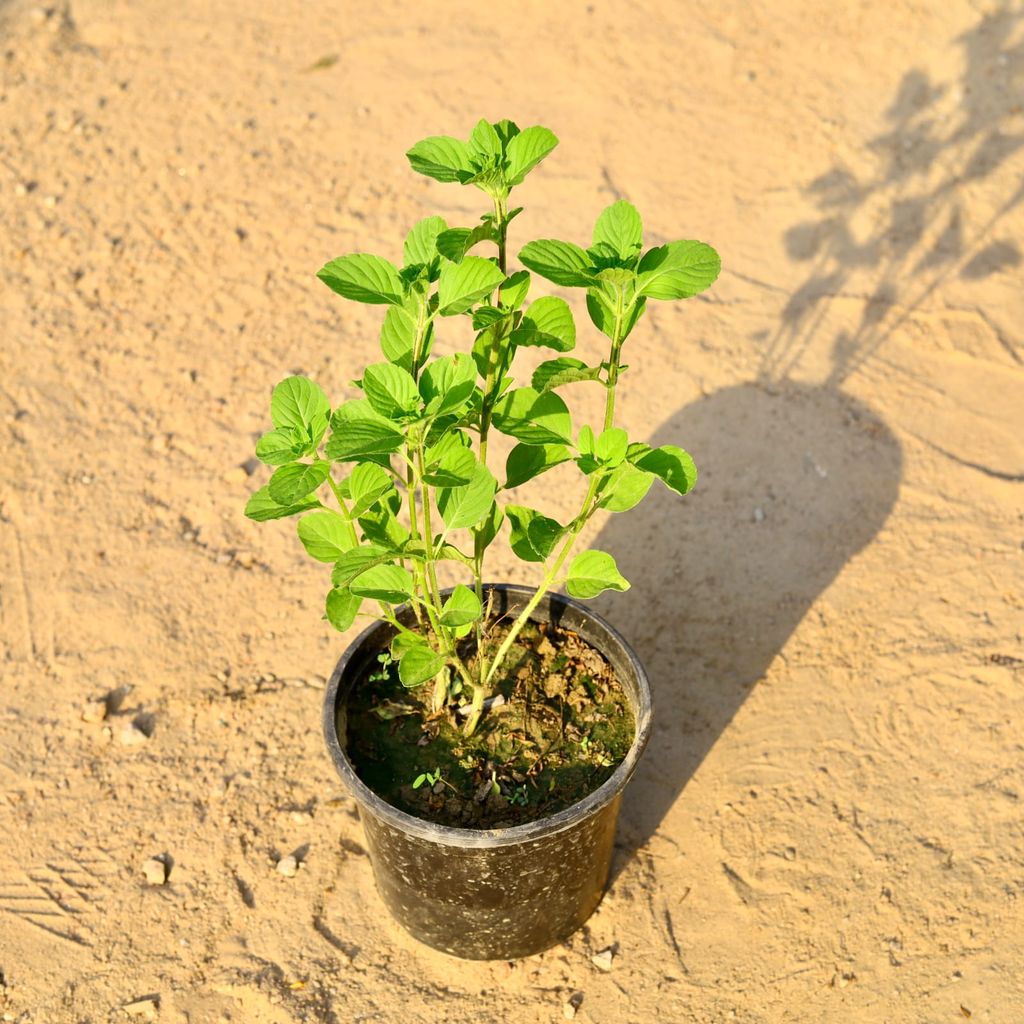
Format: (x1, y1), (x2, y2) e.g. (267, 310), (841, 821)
(763, 7), (1024, 388)
(593, 380), (902, 876)
(596, 6), (1024, 878)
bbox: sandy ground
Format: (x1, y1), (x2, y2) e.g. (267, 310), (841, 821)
(1, 0), (1023, 1020)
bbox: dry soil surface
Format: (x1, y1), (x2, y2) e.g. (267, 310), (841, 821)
(1, 1), (1023, 1022)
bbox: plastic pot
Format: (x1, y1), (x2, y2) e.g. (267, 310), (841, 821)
(322, 583), (652, 960)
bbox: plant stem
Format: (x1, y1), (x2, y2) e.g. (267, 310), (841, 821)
(494, 194), (508, 275)
(480, 289), (633, 694)
(602, 293), (626, 430)
(481, 479), (598, 692)
(401, 298), (434, 624)
(413, 440), (477, 691)
(416, 442), (446, 618)
(468, 191), (513, 700)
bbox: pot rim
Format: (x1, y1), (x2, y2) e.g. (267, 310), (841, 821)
(322, 583), (652, 849)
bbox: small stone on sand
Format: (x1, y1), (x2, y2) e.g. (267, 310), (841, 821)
(82, 698), (108, 723)
(119, 723), (149, 746)
(276, 854), (298, 877)
(123, 996), (159, 1018)
(142, 857), (166, 885)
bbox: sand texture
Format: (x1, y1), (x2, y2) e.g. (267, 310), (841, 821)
(1, 1), (1023, 1021)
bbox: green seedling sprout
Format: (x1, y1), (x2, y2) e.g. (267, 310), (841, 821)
(412, 768), (443, 790)
(246, 118), (719, 736)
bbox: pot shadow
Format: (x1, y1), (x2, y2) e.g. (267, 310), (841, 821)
(592, 380), (902, 877)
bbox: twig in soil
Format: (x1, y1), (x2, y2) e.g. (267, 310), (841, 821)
(455, 694), (505, 717)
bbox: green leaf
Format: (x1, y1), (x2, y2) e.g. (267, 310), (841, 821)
(325, 588), (362, 631)
(419, 353), (478, 416)
(493, 119), (521, 148)
(423, 433), (477, 487)
(297, 511), (354, 562)
(565, 550), (630, 599)
(475, 501), (505, 548)
(532, 357), (602, 392)
(267, 461), (331, 504)
(439, 584), (482, 627)
(492, 387), (573, 445)
(462, 163), (504, 193)
(509, 296), (576, 351)
(361, 362), (421, 419)
(331, 545), (394, 588)
(592, 200), (643, 261)
(379, 304), (417, 372)
(518, 239), (594, 287)
(348, 461), (393, 517)
(595, 427), (628, 466)
(586, 289), (647, 341)
(358, 498), (410, 549)
(244, 486), (321, 522)
(634, 444), (698, 495)
(398, 643), (447, 687)
(506, 505), (565, 562)
(317, 253), (405, 305)
(436, 222), (496, 263)
(636, 240), (721, 300)
(325, 402), (404, 461)
(505, 126), (558, 186)
(403, 216), (448, 268)
(402, 538), (469, 565)
(499, 270), (530, 309)
(468, 118), (502, 162)
(437, 255), (505, 315)
(578, 425), (596, 458)
(349, 563), (415, 604)
(255, 426), (308, 466)
(270, 377), (331, 435)
(471, 305), (507, 330)
(598, 462), (654, 512)
(504, 442), (572, 488)
(437, 462), (498, 530)
(406, 135), (475, 184)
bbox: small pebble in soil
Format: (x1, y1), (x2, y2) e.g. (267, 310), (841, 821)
(122, 996), (159, 1018)
(142, 857), (167, 885)
(591, 947), (615, 972)
(119, 723), (150, 746)
(81, 697), (108, 723)
(563, 992), (584, 1019)
(753, 506), (765, 523)
(276, 854), (298, 878)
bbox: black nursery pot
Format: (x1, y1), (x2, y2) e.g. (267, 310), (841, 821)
(322, 583), (653, 960)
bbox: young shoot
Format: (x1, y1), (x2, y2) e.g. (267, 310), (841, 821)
(245, 118), (719, 736)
